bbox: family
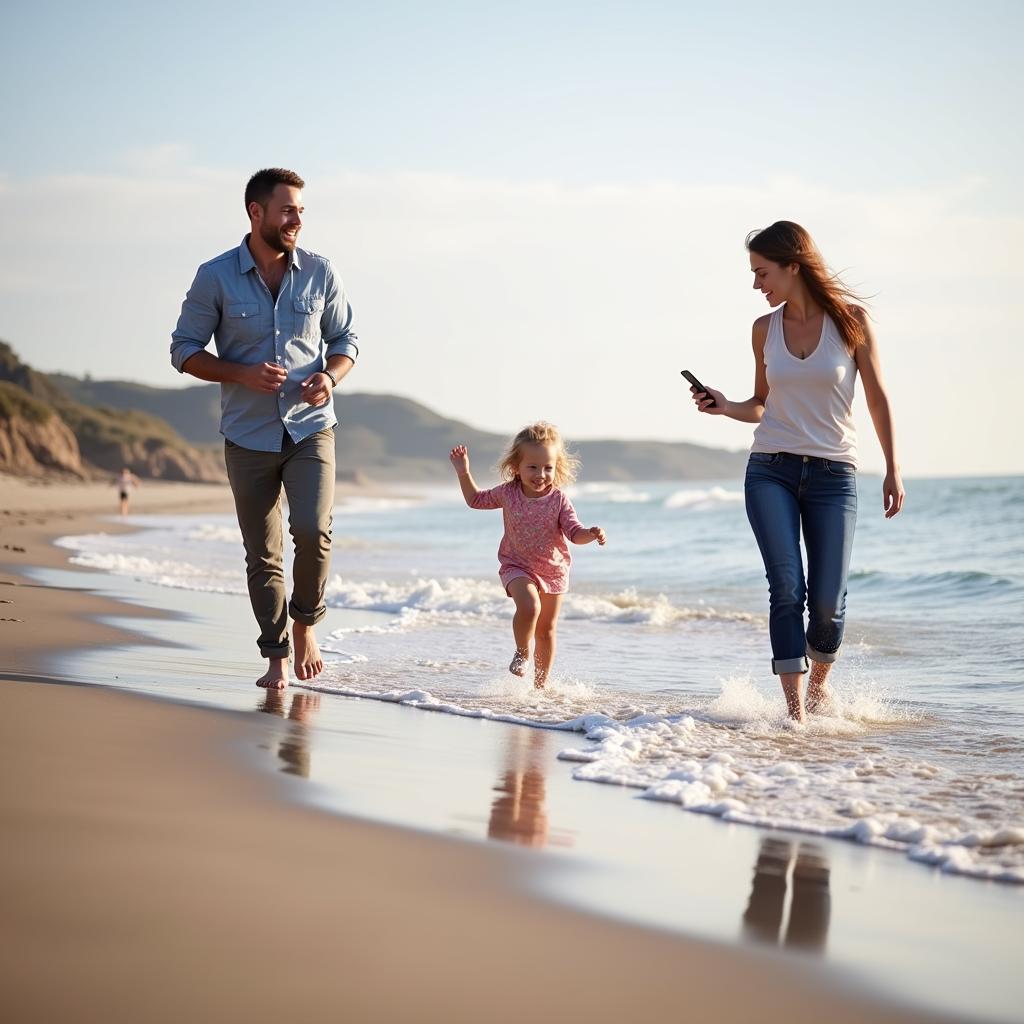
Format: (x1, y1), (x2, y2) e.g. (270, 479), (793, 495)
(170, 168), (904, 722)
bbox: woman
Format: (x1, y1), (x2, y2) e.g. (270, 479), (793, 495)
(691, 221), (904, 721)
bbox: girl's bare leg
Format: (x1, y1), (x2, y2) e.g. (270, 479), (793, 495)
(532, 593), (563, 689)
(507, 578), (541, 676)
(805, 660), (833, 713)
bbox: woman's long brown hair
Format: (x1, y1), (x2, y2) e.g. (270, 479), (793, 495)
(746, 221), (868, 353)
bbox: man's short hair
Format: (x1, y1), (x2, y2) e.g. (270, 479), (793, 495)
(244, 168), (305, 214)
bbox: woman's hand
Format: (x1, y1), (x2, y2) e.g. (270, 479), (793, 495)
(690, 385), (727, 415)
(883, 469), (905, 519)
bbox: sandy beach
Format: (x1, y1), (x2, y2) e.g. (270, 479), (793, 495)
(0, 476), (995, 1022)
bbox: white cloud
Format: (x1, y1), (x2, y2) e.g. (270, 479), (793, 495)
(0, 155), (1020, 477)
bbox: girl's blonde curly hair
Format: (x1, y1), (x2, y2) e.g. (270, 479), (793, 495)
(497, 421), (579, 488)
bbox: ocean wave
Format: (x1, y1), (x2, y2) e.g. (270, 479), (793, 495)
(299, 669), (1021, 884)
(571, 483), (653, 503)
(663, 487), (744, 510)
(56, 544), (245, 594)
(850, 568), (1022, 599)
(335, 496), (423, 514)
(323, 576), (757, 629)
(184, 524), (243, 544)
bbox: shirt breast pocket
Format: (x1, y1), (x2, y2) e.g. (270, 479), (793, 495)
(293, 295), (325, 341)
(225, 302), (263, 345)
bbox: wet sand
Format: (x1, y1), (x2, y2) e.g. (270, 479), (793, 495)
(0, 476), (978, 1022)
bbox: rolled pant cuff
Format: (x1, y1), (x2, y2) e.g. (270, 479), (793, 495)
(807, 644), (839, 665)
(259, 643), (290, 660)
(772, 655), (809, 675)
(288, 600), (326, 627)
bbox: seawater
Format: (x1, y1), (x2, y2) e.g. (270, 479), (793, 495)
(56, 475), (1024, 883)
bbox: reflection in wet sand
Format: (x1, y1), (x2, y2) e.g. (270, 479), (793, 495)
(487, 729), (575, 849)
(257, 691), (322, 778)
(742, 837), (831, 953)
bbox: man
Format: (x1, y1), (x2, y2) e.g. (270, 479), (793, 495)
(171, 168), (358, 689)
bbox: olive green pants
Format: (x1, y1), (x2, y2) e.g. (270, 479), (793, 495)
(224, 428), (335, 659)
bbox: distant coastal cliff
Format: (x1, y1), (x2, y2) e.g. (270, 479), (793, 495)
(0, 339), (746, 483)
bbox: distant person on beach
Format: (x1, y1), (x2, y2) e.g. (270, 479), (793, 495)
(449, 422), (606, 689)
(689, 221), (904, 722)
(115, 467), (139, 516)
(170, 167), (359, 690)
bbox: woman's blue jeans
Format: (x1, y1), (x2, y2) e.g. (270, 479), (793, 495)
(744, 453), (858, 675)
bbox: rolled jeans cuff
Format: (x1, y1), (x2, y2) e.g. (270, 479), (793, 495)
(259, 641), (290, 660)
(807, 644), (839, 665)
(288, 598), (326, 628)
(772, 655), (809, 675)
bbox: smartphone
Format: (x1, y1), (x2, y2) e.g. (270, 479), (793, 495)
(680, 369), (716, 407)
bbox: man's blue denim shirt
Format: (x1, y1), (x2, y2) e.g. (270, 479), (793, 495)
(170, 236), (359, 452)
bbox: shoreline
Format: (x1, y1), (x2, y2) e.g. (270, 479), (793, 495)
(1, 677), (952, 1024)
(0, 477), (1009, 1022)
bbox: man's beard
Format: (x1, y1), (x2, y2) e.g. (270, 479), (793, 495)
(260, 221), (297, 253)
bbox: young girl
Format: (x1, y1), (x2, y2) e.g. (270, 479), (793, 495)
(449, 422), (606, 689)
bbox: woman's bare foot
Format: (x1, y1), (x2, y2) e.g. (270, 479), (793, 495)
(780, 671), (805, 723)
(293, 623), (324, 681)
(257, 657), (289, 689)
(806, 661), (833, 714)
(509, 649), (529, 677)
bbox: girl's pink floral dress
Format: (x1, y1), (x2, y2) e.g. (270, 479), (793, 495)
(470, 480), (584, 594)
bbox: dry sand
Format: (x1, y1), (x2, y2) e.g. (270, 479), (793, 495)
(0, 476), (954, 1023)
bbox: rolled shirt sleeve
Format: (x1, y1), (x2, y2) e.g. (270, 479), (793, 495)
(322, 263), (359, 364)
(170, 264), (219, 373)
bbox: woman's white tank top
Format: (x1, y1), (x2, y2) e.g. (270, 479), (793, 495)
(751, 306), (859, 467)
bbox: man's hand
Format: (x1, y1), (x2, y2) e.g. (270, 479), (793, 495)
(238, 362), (288, 394)
(449, 445), (470, 475)
(301, 371), (334, 407)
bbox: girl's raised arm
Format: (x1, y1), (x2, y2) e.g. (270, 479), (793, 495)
(449, 445), (482, 506)
(450, 445), (507, 509)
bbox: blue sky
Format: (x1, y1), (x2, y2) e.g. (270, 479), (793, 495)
(1, 1), (1021, 475)
(5, 1), (1019, 190)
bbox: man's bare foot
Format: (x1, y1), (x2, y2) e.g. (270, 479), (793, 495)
(257, 657), (289, 689)
(293, 623), (324, 681)
(509, 649), (529, 677)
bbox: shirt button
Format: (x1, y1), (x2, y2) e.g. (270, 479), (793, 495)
(276, 329), (280, 335)
(241, 312), (247, 318)
(803, 456), (809, 462)
(279, 391), (285, 398)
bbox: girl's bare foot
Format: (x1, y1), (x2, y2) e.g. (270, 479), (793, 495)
(257, 657), (289, 689)
(293, 623), (324, 681)
(509, 649), (529, 677)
